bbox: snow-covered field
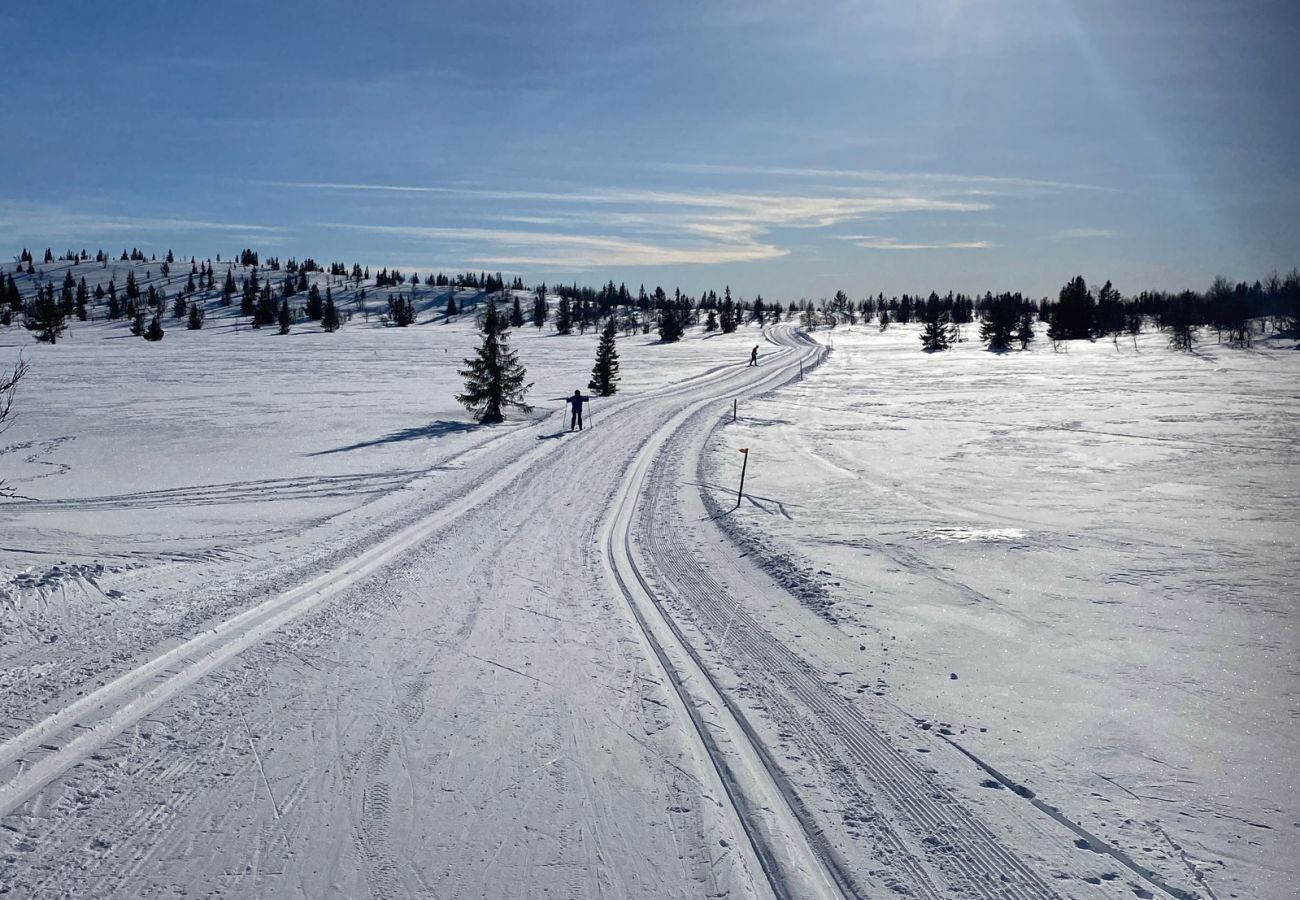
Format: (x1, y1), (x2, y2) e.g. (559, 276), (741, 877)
(703, 325), (1298, 900)
(1, 287), (1295, 900)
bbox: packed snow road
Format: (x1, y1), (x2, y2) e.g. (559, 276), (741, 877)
(3, 324), (1181, 898)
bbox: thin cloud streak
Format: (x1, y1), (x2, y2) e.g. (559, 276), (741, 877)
(1052, 227), (1120, 240)
(320, 222), (787, 268)
(0, 205), (281, 244)
(277, 178), (990, 268)
(660, 162), (1122, 195)
(841, 235), (995, 250)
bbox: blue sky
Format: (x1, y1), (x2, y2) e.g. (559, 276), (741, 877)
(2, 0), (1296, 299)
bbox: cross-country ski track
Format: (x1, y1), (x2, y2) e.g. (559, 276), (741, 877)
(1, 325), (1184, 898)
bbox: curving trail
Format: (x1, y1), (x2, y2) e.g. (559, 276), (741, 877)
(0, 325), (1114, 898)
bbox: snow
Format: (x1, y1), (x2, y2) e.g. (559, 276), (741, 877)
(703, 324), (1299, 900)
(1, 273), (1296, 900)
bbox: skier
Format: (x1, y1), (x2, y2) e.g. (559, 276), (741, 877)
(567, 389), (590, 431)
(749, 345), (759, 366)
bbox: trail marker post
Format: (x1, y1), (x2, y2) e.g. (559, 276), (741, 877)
(735, 448), (749, 509)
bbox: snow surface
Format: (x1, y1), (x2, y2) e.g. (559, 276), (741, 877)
(1, 275), (1296, 900)
(703, 324), (1299, 900)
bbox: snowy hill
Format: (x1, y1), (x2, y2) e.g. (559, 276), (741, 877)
(0, 257), (1296, 899)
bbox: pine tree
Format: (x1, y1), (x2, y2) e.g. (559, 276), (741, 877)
(589, 318), (620, 396)
(657, 305), (684, 343)
(305, 283), (323, 320)
(704, 309), (718, 332)
(187, 302), (205, 330)
(532, 289), (547, 329)
(131, 310), (146, 335)
(457, 301), (533, 424)
(387, 294), (415, 326)
(278, 298), (292, 334)
(144, 315), (165, 341)
(322, 290), (341, 332)
(1016, 309), (1035, 349)
(919, 307), (955, 352)
(25, 284), (67, 343)
(6, 275), (21, 312)
(221, 268), (236, 306)
(445, 291), (458, 318)
(555, 296), (573, 334)
(173, 293), (188, 319)
(1052, 276), (1097, 341)
(509, 296), (525, 328)
(979, 294), (1018, 351)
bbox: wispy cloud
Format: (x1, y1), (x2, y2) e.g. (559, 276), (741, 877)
(275, 179), (990, 269)
(320, 222), (786, 268)
(0, 204), (281, 245)
(658, 162), (1121, 195)
(836, 234), (995, 250)
(1052, 227), (1119, 240)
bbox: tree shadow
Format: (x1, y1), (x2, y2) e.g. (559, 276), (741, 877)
(309, 420), (476, 456)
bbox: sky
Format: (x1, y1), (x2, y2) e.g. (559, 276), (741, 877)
(2, 0), (1297, 300)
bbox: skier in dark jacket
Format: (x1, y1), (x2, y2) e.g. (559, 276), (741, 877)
(568, 390), (590, 431)
(749, 345), (759, 366)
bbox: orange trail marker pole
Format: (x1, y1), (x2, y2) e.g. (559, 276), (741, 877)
(735, 448), (749, 509)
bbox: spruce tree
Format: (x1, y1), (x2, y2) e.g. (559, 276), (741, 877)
(1053, 276), (1097, 340)
(144, 315), (165, 341)
(657, 305), (684, 343)
(322, 291), (341, 332)
(704, 309), (717, 332)
(445, 291), (458, 318)
(187, 302), (205, 330)
(456, 301), (533, 424)
(533, 288), (547, 329)
(25, 284), (67, 343)
(278, 298), (292, 334)
(510, 296), (524, 328)
(6, 275), (21, 312)
(387, 294), (415, 326)
(588, 318), (620, 396)
(1016, 309), (1036, 349)
(979, 294), (1017, 351)
(555, 296), (573, 334)
(131, 310), (146, 335)
(919, 308), (955, 352)
(306, 283), (323, 320)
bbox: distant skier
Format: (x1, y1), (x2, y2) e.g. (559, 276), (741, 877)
(567, 389), (590, 431)
(749, 345), (759, 366)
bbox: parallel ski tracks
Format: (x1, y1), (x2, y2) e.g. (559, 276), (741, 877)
(631, 348), (1068, 898)
(0, 339), (800, 826)
(2, 324), (1062, 900)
